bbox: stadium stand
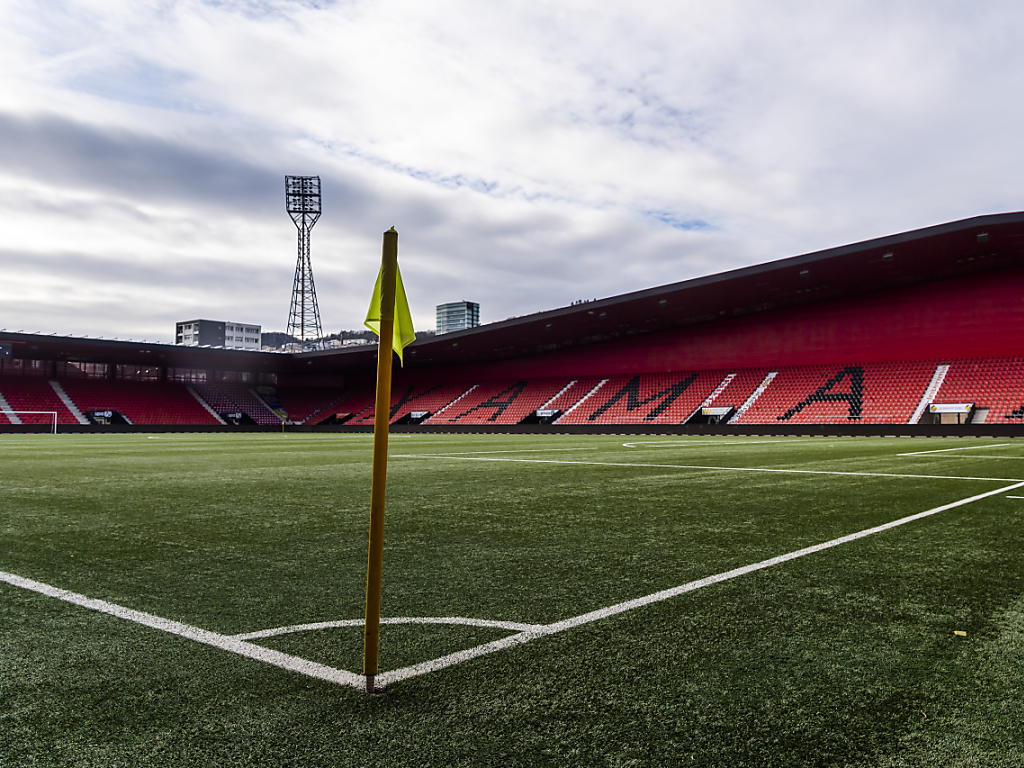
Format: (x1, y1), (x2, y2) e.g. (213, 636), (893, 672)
(557, 371), (723, 424)
(348, 382), (475, 425)
(701, 368), (772, 423)
(423, 378), (571, 425)
(732, 361), (938, 425)
(275, 387), (349, 425)
(58, 379), (221, 425)
(192, 382), (280, 425)
(4, 358), (1021, 428)
(317, 359), (1024, 427)
(541, 377), (604, 415)
(3, 215), (1024, 430)
(302, 387), (379, 425)
(0, 377), (80, 425)
(933, 356), (1024, 423)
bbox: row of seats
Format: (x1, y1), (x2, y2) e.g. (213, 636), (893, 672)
(58, 379), (220, 425)
(347, 382), (474, 425)
(276, 387), (348, 424)
(426, 380), (570, 425)
(2, 357), (1023, 426)
(936, 357), (1024, 422)
(558, 371), (728, 425)
(192, 382), (281, 425)
(341, 357), (1024, 426)
(732, 361), (939, 425)
(0, 377), (352, 426)
(0, 378), (79, 425)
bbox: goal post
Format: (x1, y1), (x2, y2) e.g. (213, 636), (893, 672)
(1, 411), (58, 434)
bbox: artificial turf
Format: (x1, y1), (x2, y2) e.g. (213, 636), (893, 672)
(1, 433), (1022, 766)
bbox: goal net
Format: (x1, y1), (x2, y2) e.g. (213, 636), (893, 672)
(1, 410), (58, 434)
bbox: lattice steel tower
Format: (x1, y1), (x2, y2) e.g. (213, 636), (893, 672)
(285, 175), (324, 350)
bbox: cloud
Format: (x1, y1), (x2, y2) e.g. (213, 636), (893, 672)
(0, 112), (279, 212)
(1, 0), (1024, 341)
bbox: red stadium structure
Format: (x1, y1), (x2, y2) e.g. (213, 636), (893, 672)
(3, 212), (1024, 433)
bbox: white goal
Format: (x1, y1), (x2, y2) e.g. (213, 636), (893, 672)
(2, 410), (58, 434)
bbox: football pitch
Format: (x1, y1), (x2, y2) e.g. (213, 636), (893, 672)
(2, 433), (1022, 766)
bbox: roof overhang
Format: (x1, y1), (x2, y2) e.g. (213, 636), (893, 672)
(298, 210), (1024, 373)
(4, 211), (1023, 376)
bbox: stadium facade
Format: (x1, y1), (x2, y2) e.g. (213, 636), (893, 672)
(2, 212), (1024, 431)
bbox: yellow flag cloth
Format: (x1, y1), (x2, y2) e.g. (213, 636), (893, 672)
(364, 263), (416, 366)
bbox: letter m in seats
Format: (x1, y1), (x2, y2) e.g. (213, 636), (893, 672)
(587, 374), (699, 421)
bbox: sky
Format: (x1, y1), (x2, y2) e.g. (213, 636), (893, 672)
(2, 0), (1022, 342)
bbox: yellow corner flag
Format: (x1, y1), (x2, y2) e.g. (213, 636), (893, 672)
(362, 227), (411, 695)
(364, 261), (416, 365)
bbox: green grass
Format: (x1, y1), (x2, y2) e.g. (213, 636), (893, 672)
(2, 433), (1023, 766)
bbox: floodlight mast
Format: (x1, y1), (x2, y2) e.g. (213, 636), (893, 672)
(285, 175), (325, 351)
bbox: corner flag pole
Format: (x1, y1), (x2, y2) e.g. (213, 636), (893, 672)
(363, 227), (399, 694)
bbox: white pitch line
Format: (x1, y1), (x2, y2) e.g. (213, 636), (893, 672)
(622, 439), (801, 448)
(391, 454), (1024, 484)
(0, 571), (363, 688)
(408, 447), (600, 456)
(233, 616), (542, 640)
(898, 443), (1012, 457)
(377, 630), (546, 686)
(1007, 496), (1024, 499)
(378, 480), (1024, 685)
(5, 482), (1022, 692)
(908, 455), (1024, 461)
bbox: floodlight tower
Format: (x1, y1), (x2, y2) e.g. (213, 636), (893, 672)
(285, 175), (324, 350)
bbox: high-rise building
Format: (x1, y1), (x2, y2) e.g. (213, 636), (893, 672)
(175, 320), (262, 351)
(436, 301), (480, 335)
